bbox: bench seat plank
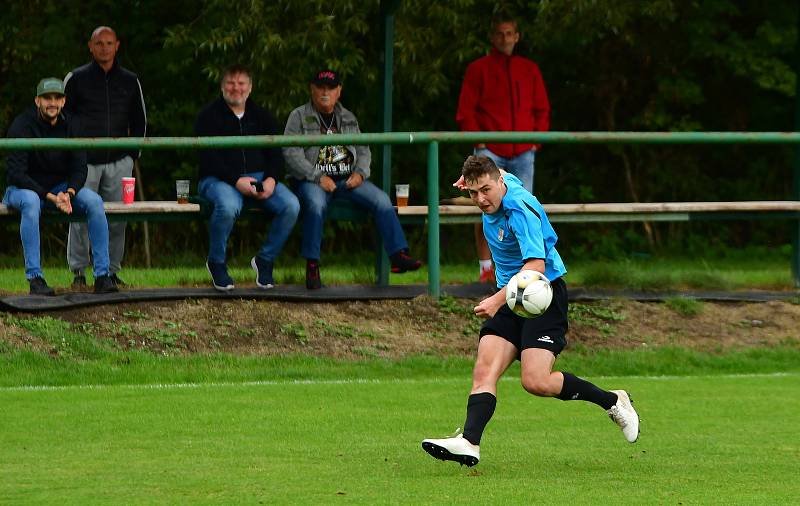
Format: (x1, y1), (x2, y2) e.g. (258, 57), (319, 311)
(0, 201), (200, 216)
(395, 201), (800, 216)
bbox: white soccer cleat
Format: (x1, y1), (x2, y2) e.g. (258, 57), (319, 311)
(607, 390), (640, 443)
(422, 432), (480, 467)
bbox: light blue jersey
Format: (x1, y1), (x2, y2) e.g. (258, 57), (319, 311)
(482, 173), (567, 288)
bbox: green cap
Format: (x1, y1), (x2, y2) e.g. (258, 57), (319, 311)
(36, 78), (65, 97)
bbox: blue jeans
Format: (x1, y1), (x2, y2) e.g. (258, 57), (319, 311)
(198, 173), (300, 264)
(292, 178), (408, 261)
(475, 148), (536, 193)
(68, 155), (133, 274)
(3, 184), (110, 280)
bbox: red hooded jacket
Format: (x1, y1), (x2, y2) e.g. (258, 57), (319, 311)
(456, 48), (550, 157)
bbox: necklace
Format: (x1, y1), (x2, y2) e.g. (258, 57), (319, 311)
(318, 113), (335, 134)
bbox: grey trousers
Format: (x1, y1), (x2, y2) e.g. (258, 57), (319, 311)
(67, 156), (134, 275)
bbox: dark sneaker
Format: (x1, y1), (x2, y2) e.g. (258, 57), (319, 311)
(390, 250), (422, 273)
(94, 275), (119, 294)
(251, 256), (274, 289)
(206, 261), (234, 291)
(306, 260), (322, 290)
(72, 273), (87, 289)
(110, 273), (127, 287)
(29, 277), (55, 296)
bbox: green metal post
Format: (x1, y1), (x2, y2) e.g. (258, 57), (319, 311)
(427, 141), (441, 298)
(793, 8), (800, 288)
(376, 0), (398, 286)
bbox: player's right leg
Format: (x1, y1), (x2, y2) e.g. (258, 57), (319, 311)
(422, 335), (517, 466)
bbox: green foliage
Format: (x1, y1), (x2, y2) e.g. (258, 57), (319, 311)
(1, 0), (798, 259)
(280, 322), (308, 345)
(438, 295), (482, 335)
(569, 302), (626, 336)
(2, 314), (115, 359)
(664, 296), (705, 317)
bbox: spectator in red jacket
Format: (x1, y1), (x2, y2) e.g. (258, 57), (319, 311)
(456, 13), (550, 284)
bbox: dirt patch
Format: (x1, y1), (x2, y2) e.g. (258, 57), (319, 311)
(2, 297), (799, 358)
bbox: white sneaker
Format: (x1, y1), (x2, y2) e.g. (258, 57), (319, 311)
(422, 432), (480, 467)
(607, 390), (640, 443)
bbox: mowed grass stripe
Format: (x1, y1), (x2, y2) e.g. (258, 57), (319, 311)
(1, 375), (798, 504)
(3, 345), (799, 388)
(1, 370), (797, 392)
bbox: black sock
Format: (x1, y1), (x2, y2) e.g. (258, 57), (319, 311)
(462, 392), (496, 445)
(557, 372), (618, 410)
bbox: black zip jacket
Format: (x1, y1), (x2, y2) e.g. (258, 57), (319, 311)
(5, 106), (88, 199)
(63, 59), (147, 165)
(194, 96), (283, 187)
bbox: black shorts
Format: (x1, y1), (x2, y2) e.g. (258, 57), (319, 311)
(479, 277), (569, 357)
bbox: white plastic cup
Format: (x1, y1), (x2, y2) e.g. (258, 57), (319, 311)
(176, 180), (190, 204)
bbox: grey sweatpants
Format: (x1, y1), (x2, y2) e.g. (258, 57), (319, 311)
(67, 156), (134, 275)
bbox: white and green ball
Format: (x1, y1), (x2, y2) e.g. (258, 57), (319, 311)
(505, 271), (553, 318)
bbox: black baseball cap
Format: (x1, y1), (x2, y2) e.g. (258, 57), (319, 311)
(311, 69), (340, 87)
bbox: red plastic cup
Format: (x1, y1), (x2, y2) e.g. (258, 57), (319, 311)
(122, 177), (136, 205)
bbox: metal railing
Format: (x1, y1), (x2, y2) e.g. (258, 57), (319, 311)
(2, 131), (799, 293)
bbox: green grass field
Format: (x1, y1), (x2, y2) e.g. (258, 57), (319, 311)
(2, 362), (798, 504)
(0, 252), (795, 293)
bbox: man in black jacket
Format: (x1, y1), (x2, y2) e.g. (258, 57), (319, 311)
(195, 64), (299, 291)
(64, 26), (147, 288)
(3, 78), (117, 295)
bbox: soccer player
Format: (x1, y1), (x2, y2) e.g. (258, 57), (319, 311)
(421, 155), (639, 467)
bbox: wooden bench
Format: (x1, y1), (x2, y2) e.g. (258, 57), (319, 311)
(0, 198), (367, 223)
(396, 200), (800, 224)
(4, 199), (798, 224)
(0, 201), (202, 223)
(3, 198), (799, 290)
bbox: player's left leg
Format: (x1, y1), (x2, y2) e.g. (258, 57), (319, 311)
(518, 277), (640, 442)
(519, 349), (639, 442)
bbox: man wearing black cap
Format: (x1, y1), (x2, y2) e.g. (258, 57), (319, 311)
(3, 78), (117, 295)
(283, 69), (421, 289)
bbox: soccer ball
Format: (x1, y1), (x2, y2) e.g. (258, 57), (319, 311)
(505, 271), (553, 318)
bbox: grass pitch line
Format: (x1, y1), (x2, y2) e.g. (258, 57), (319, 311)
(2, 371), (797, 393)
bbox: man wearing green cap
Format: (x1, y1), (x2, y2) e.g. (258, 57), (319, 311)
(3, 78), (117, 295)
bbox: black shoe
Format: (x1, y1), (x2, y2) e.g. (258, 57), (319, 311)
(306, 260), (322, 290)
(206, 261), (234, 291)
(251, 256), (274, 289)
(29, 277), (55, 296)
(110, 273), (127, 287)
(94, 275), (119, 294)
(390, 250), (422, 273)
(72, 273), (87, 288)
